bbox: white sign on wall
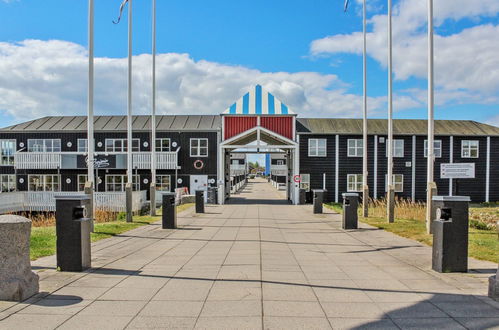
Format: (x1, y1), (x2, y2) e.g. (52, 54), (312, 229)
(441, 163), (475, 179)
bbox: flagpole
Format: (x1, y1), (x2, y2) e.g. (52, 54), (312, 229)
(150, 0), (157, 216)
(387, 0), (395, 223)
(426, 0), (435, 233)
(87, 0), (95, 225)
(362, 0), (369, 217)
(126, 0), (133, 222)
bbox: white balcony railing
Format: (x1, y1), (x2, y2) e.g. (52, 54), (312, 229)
(13, 152), (178, 170)
(230, 164), (246, 171)
(14, 153), (62, 169)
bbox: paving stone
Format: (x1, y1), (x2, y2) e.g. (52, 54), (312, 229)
(78, 300), (147, 316)
(392, 317), (467, 329)
(264, 316), (331, 329)
(195, 316), (262, 329)
(139, 300), (204, 317)
(327, 317), (399, 329)
(0, 314), (70, 330)
(98, 287), (158, 301)
(200, 300), (262, 317)
(127, 316), (197, 329)
(57, 315), (133, 330)
(321, 302), (386, 319)
(263, 301), (326, 317)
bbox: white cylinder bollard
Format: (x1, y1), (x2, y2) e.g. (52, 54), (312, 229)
(0, 215), (39, 301)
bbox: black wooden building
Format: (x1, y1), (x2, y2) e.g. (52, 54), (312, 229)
(0, 115), (498, 204)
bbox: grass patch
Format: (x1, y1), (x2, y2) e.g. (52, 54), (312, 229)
(361, 216), (498, 263)
(30, 203), (194, 260)
(324, 203), (342, 213)
(324, 201), (498, 263)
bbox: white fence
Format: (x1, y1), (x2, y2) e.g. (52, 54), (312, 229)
(14, 153), (62, 169)
(0, 191), (147, 213)
(14, 152), (178, 170)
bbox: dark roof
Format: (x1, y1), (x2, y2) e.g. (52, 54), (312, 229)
(296, 118), (499, 136)
(0, 115), (221, 132)
(1, 116), (498, 136)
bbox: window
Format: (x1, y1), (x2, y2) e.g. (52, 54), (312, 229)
(424, 140), (442, 158)
(27, 139), (61, 152)
(156, 175), (171, 192)
(190, 138), (208, 157)
(461, 140), (479, 158)
(105, 138), (140, 152)
(78, 175), (88, 192)
(78, 139), (88, 153)
(347, 174), (363, 192)
(347, 139), (363, 157)
(0, 175), (15, 192)
(300, 174), (310, 192)
(155, 138), (171, 152)
(308, 139), (327, 157)
(105, 175), (139, 192)
(28, 175), (60, 191)
(0, 140), (15, 165)
(276, 160), (285, 166)
(386, 139), (404, 157)
(385, 174), (404, 192)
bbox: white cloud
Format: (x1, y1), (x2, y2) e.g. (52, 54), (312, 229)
(310, 0), (499, 107)
(0, 39), (414, 123)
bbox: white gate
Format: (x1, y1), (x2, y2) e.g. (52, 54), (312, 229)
(190, 175), (208, 202)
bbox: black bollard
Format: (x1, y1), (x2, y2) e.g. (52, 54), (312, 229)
(299, 189), (306, 205)
(55, 195), (91, 272)
(313, 189), (324, 214)
(432, 196), (470, 273)
(342, 193), (359, 229)
(196, 190), (205, 213)
(162, 192), (176, 229)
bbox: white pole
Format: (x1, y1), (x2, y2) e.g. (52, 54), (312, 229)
(87, 0), (95, 186)
(127, 0), (133, 184)
(387, 0), (394, 223)
(150, 0), (157, 215)
(426, 0), (435, 233)
(362, 0), (369, 217)
(125, 0), (133, 222)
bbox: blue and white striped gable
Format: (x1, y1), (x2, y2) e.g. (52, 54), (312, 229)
(223, 85), (294, 115)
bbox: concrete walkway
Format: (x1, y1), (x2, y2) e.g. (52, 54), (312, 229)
(1, 178), (498, 329)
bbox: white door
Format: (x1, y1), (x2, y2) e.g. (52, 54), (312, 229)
(190, 175), (208, 202)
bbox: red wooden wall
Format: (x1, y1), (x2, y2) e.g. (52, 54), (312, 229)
(224, 116), (294, 141)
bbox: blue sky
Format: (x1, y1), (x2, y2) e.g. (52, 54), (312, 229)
(0, 0), (498, 135)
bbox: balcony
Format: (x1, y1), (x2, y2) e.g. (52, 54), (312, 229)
(14, 152), (61, 169)
(13, 152), (179, 170)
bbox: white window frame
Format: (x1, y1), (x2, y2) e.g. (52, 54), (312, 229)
(28, 175), (60, 192)
(276, 159), (285, 166)
(105, 175), (140, 192)
(190, 138), (208, 157)
(461, 140), (479, 158)
(156, 175), (171, 192)
(347, 174), (363, 192)
(0, 174), (16, 192)
(347, 139), (363, 157)
(385, 174), (404, 193)
(308, 139), (327, 157)
(77, 139), (88, 153)
(105, 138), (140, 152)
(300, 174), (310, 192)
(27, 139), (61, 152)
(0, 139), (16, 166)
(424, 140), (442, 158)
(155, 138), (171, 152)
(386, 139), (404, 158)
(77, 175), (88, 192)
